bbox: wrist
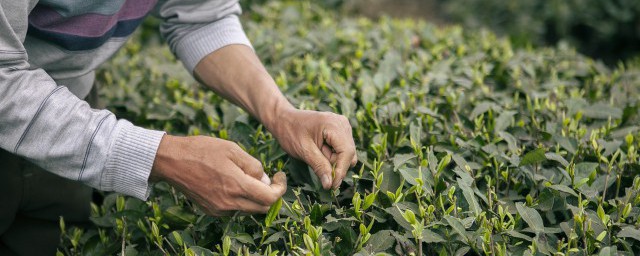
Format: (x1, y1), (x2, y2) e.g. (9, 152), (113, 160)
(150, 134), (181, 183)
(260, 95), (295, 135)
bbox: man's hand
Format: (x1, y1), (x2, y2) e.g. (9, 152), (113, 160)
(150, 135), (286, 216)
(267, 108), (357, 190)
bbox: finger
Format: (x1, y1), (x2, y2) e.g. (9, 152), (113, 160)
(332, 152), (353, 189)
(323, 129), (356, 189)
(338, 115), (358, 168)
(187, 194), (236, 217)
(241, 172), (287, 205)
(206, 210), (236, 217)
(232, 147), (270, 185)
(302, 141), (334, 189)
(351, 154), (358, 167)
(236, 197), (271, 213)
(321, 144), (337, 163)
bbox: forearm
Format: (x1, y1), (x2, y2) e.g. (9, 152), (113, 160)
(193, 45), (294, 130)
(0, 3), (163, 200)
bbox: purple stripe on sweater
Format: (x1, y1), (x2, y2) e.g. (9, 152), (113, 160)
(29, 0), (157, 37)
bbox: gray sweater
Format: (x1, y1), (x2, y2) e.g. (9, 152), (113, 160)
(0, 0), (252, 200)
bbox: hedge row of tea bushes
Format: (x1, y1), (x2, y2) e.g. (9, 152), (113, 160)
(441, 0), (640, 63)
(59, 1), (640, 255)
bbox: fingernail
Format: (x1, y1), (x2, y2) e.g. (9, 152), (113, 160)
(321, 174), (331, 189)
(261, 173), (271, 185)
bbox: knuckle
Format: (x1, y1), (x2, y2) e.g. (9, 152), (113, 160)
(299, 145), (313, 159)
(251, 158), (263, 171)
(326, 121), (340, 130)
(227, 141), (241, 151)
(264, 194), (278, 204)
(320, 112), (334, 121)
(214, 202), (231, 212)
(310, 162), (326, 174)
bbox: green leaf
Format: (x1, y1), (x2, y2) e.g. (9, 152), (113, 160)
(544, 152), (569, 167)
(515, 202), (545, 233)
(498, 131), (519, 154)
(506, 230), (533, 241)
(422, 229), (446, 243)
(189, 246), (215, 256)
(494, 110), (516, 132)
(231, 233), (255, 246)
(548, 184), (578, 197)
(470, 102), (497, 119)
(617, 227), (640, 242)
(263, 231), (285, 245)
(598, 246), (617, 256)
(409, 121), (422, 149)
(366, 230), (396, 252)
(401, 209), (417, 224)
(222, 236), (231, 256)
(385, 203), (416, 230)
(452, 154), (472, 172)
(583, 103), (622, 119)
(393, 154), (417, 171)
(553, 134), (578, 154)
(444, 215), (469, 243)
(398, 167), (429, 188)
(363, 192), (377, 210)
(265, 198), (283, 227)
(164, 206), (197, 226)
(379, 164), (402, 193)
(574, 162), (598, 180)
(458, 178), (481, 216)
(519, 148), (547, 167)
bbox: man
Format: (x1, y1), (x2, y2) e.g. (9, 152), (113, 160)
(0, 0), (357, 254)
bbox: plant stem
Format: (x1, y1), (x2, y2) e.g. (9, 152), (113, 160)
(602, 172), (610, 204)
(332, 189), (341, 208)
(505, 168), (511, 198)
(164, 237), (178, 255)
(582, 216), (588, 253)
(121, 218), (127, 256)
(154, 241), (169, 255)
(615, 174), (621, 199)
(171, 187), (179, 205)
(490, 233), (496, 256)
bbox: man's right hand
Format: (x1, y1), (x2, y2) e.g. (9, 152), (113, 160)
(150, 135), (286, 216)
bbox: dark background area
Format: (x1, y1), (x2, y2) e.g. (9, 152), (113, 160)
(242, 0), (640, 65)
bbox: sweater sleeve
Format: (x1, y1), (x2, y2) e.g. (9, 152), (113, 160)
(154, 0), (252, 73)
(0, 1), (164, 200)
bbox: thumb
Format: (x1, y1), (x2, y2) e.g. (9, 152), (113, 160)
(268, 171), (287, 200)
(302, 143), (333, 190)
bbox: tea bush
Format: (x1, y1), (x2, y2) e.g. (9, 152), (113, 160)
(441, 0), (640, 63)
(59, 2), (640, 255)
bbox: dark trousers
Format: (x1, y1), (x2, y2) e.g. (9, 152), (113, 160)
(0, 86), (101, 255)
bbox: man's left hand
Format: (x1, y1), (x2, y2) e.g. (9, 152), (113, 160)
(267, 108), (357, 190)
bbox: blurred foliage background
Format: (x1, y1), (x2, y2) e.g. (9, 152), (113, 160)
(241, 0), (640, 65)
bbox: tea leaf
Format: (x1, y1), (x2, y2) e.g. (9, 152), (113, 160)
(515, 203), (544, 233)
(519, 148), (547, 167)
(265, 198), (282, 228)
(458, 178), (481, 216)
(617, 227), (640, 242)
(444, 215), (470, 243)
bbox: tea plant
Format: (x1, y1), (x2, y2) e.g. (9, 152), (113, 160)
(59, 1), (640, 255)
(441, 0), (640, 63)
